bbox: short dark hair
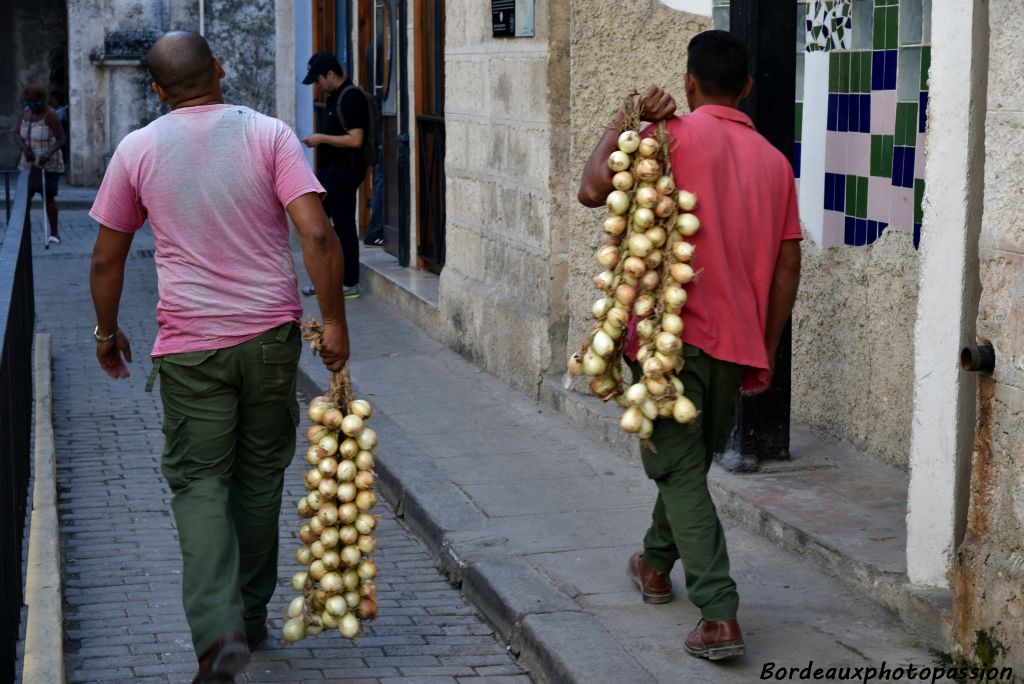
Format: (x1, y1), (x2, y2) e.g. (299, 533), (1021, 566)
(686, 30), (750, 98)
(147, 31), (217, 99)
(23, 83), (46, 101)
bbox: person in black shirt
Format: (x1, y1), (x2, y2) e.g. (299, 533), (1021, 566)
(301, 52), (368, 299)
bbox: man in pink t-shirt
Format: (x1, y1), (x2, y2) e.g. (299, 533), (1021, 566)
(578, 31), (802, 661)
(88, 32), (350, 682)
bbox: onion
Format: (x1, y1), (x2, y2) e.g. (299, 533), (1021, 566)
(618, 130), (640, 153)
(596, 245), (620, 270)
(287, 596), (306, 619)
(606, 190), (630, 215)
(627, 232), (653, 258)
(322, 408), (345, 431)
(296, 546), (312, 565)
(643, 356), (665, 378)
(309, 516), (325, 535)
(307, 425), (331, 445)
(355, 513), (377, 535)
(318, 502), (339, 525)
(341, 414), (365, 437)
(355, 471), (375, 490)
(356, 428), (378, 451)
(636, 318), (656, 341)
(349, 399), (373, 419)
(634, 294), (656, 319)
(309, 559), (327, 581)
(615, 394), (630, 407)
(308, 397), (332, 424)
(318, 457), (339, 478)
(589, 375), (617, 399)
(645, 376), (670, 398)
(283, 617), (306, 643)
(339, 612), (361, 639)
(643, 250), (663, 270)
(603, 215), (627, 237)
(326, 595), (348, 616)
(621, 406), (644, 433)
(636, 158), (660, 182)
(638, 417), (654, 439)
(646, 226), (667, 249)
(343, 570), (361, 592)
(316, 435), (339, 459)
(355, 451), (375, 471)
(337, 460), (357, 482)
(292, 571), (308, 591)
(298, 497), (316, 518)
(592, 330), (615, 357)
(319, 478), (339, 499)
(299, 524), (317, 545)
(321, 571), (343, 593)
(677, 190), (698, 211)
(357, 559), (379, 580)
(594, 270), (615, 292)
(344, 591), (362, 609)
(676, 213), (700, 236)
(321, 526), (340, 548)
(671, 263), (695, 284)
(357, 598), (378, 620)
(311, 540), (326, 558)
(656, 332), (682, 355)
(568, 353), (584, 376)
(337, 482), (357, 503)
(654, 195), (676, 219)
(320, 609), (339, 629)
(322, 550), (341, 570)
(601, 233), (622, 248)
(608, 150), (631, 172)
(664, 284), (688, 310)
(636, 345), (653, 363)
(620, 256), (644, 280)
(339, 503), (359, 524)
(359, 582), (377, 599)
(635, 186), (658, 208)
(655, 351), (680, 373)
(305, 446), (321, 465)
(672, 240), (695, 262)
(339, 525), (359, 546)
(673, 396), (699, 423)
(341, 545), (362, 567)
(632, 207), (655, 230)
(656, 175), (676, 195)
(614, 284), (637, 307)
(358, 534), (377, 554)
(638, 137), (659, 157)
(305, 468), (324, 490)
(671, 376), (685, 395)
(602, 321), (622, 340)
(592, 297), (613, 320)
(639, 270), (660, 292)
(662, 313), (684, 336)
(339, 438), (359, 460)
(625, 382), (648, 405)
(641, 398), (659, 421)
(307, 624), (323, 636)
(612, 171), (634, 191)
(582, 351), (607, 377)
(356, 491), (377, 511)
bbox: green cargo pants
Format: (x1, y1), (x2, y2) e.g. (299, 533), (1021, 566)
(630, 344), (745, 621)
(149, 323), (301, 657)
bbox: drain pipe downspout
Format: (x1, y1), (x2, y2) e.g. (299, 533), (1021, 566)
(199, 0), (205, 35)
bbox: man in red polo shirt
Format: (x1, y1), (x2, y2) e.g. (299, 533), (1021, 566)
(578, 30), (802, 660)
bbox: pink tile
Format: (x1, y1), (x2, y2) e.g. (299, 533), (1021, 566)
(867, 176), (892, 223)
(871, 90), (896, 135)
(889, 186), (915, 233)
(825, 131), (848, 174)
(848, 133), (871, 177)
(915, 132), (927, 179)
(823, 209), (846, 247)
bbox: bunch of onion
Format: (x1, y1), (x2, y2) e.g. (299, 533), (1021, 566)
(286, 322), (380, 643)
(568, 93), (701, 438)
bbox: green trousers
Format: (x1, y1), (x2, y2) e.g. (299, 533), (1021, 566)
(152, 323), (300, 657)
(631, 345), (744, 621)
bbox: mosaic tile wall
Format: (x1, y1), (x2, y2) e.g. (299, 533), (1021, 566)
(812, 0), (930, 248)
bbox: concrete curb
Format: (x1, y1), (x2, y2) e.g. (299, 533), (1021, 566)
(295, 365), (655, 684)
(21, 333), (65, 683)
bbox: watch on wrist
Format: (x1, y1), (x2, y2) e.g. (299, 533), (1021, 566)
(93, 325), (119, 344)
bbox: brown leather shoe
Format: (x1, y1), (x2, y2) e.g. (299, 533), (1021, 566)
(684, 619), (745, 660)
(627, 552), (673, 604)
(192, 631), (250, 683)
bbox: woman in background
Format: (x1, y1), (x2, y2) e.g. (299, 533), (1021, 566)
(13, 83), (65, 245)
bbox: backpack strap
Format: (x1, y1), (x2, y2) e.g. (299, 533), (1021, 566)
(334, 83), (356, 132)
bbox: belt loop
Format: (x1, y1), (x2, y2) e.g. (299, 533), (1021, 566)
(145, 357), (163, 392)
(275, 322), (293, 343)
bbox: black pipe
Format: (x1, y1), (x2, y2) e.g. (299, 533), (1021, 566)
(961, 344), (995, 374)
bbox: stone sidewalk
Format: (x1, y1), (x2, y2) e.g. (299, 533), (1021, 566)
(295, 251), (940, 684)
(33, 211), (529, 683)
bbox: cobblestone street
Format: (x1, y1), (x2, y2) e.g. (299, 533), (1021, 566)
(34, 210), (529, 683)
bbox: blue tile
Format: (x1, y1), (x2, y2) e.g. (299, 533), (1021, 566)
(919, 91), (928, 133)
(855, 218), (868, 246)
(884, 50), (898, 90)
(892, 147), (905, 187)
(866, 220), (878, 244)
(913, 222), (921, 249)
(838, 94), (850, 132)
(878, 222), (888, 237)
(794, 142), (802, 178)
(845, 216), (857, 245)
(872, 51), (885, 90)
(828, 94), (839, 131)
(835, 174), (846, 211)
(903, 148), (916, 188)
(860, 94), (871, 133)
(823, 174), (833, 211)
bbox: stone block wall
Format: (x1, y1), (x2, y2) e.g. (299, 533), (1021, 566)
(438, 0), (571, 396)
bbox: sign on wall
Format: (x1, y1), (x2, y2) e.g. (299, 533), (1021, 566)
(492, 0), (535, 37)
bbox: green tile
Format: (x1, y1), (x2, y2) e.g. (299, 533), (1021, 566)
(885, 7), (899, 50)
(914, 179), (925, 224)
(843, 52), (853, 93)
(851, 53), (861, 95)
(846, 174), (858, 216)
(881, 135), (894, 177)
(873, 7), (886, 49)
(795, 102), (803, 141)
(860, 52), (873, 92)
(829, 52), (839, 91)
(857, 176), (868, 218)
(896, 102), (918, 145)
(921, 46), (931, 91)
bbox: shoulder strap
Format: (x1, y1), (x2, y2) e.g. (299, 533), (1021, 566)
(334, 84), (356, 131)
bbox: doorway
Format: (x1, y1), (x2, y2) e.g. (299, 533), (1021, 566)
(415, 0), (446, 274)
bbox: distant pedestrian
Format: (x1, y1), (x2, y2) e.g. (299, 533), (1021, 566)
(88, 31), (351, 683)
(301, 52), (368, 299)
(578, 30), (802, 661)
(13, 83), (65, 245)
(49, 90), (70, 165)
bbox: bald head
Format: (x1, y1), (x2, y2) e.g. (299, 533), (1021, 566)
(148, 31), (217, 100)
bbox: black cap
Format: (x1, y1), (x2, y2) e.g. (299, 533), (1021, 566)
(302, 52), (343, 85)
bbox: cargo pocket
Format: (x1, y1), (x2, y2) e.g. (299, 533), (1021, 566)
(259, 334), (301, 395)
(160, 414), (190, 492)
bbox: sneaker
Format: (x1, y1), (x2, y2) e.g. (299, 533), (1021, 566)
(46, 235), (61, 245)
(363, 237), (384, 246)
(301, 285), (316, 296)
(344, 285), (360, 300)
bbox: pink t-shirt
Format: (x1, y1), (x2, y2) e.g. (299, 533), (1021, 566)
(624, 105), (803, 370)
(90, 104), (325, 357)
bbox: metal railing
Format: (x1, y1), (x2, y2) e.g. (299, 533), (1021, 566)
(415, 114), (445, 274)
(0, 169), (34, 684)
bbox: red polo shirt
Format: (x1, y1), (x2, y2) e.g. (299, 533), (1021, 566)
(624, 105), (802, 370)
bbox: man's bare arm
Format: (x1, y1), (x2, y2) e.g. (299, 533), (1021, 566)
(90, 226), (135, 378)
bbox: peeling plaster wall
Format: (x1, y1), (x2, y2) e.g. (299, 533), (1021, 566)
(792, 233), (919, 469)
(953, 0), (1024, 669)
(565, 1), (709, 385)
(438, 0), (570, 397)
